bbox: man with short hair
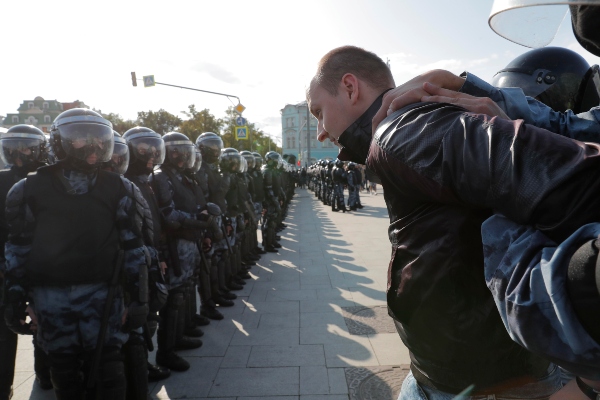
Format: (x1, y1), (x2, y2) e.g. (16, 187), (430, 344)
(307, 45), (562, 399)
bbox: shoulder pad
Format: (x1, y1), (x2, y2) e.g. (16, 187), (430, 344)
(6, 179), (27, 210)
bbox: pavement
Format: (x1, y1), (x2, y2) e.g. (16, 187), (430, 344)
(11, 186), (411, 400)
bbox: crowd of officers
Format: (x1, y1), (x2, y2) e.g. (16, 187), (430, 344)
(306, 159), (363, 212)
(0, 108), (296, 400)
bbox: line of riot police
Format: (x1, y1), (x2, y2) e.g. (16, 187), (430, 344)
(0, 108), (296, 400)
(306, 159), (363, 212)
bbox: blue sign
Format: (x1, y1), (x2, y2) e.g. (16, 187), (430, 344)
(235, 126), (248, 140)
(236, 116), (246, 126)
(143, 75), (155, 87)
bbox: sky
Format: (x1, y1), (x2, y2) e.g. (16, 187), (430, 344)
(2, 0), (599, 143)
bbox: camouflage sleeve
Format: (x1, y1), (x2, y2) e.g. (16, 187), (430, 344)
(149, 171), (193, 223)
(3, 179), (32, 287)
(117, 179), (150, 303)
(482, 215), (600, 380)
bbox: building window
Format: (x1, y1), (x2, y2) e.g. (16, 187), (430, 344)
(43, 102), (49, 109)
(12, 116), (18, 123)
(44, 115), (51, 123)
(28, 102), (34, 109)
(291, 136), (296, 148)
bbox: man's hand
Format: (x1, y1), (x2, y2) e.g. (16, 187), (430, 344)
(372, 69), (466, 132)
(26, 305), (38, 332)
(4, 301), (33, 335)
(420, 83), (510, 119)
(159, 261), (167, 275)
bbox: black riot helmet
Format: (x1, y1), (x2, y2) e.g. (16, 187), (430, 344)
(335, 159), (344, 168)
(219, 148), (242, 173)
(347, 162), (356, 170)
(252, 152), (263, 170)
(0, 124), (46, 170)
(50, 108), (114, 172)
(328, 160), (334, 169)
(102, 131), (129, 175)
(196, 132), (223, 165)
(492, 47), (600, 113)
(163, 132), (195, 171)
(240, 150), (255, 170)
(123, 126), (165, 175)
(264, 151), (280, 169)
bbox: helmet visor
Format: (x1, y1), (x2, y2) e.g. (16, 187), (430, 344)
(189, 150), (202, 173)
(0, 137), (44, 167)
(105, 142), (129, 175)
(577, 64), (600, 113)
(130, 137), (166, 167)
(199, 137), (223, 164)
(59, 123), (114, 165)
(166, 143), (195, 169)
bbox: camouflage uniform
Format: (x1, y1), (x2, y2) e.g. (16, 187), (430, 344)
(4, 167), (149, 399)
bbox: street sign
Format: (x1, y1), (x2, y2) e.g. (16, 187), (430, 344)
(235, 116), (246, 126)
(235, 103), (246, 114)
(143, 75), (155, 87)
(235, 126), (248, 140)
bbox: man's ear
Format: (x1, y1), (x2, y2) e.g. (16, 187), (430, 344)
(341, 73), (360, 105)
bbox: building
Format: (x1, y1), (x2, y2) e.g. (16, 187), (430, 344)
(280, 101), (338, 167)
(2, 97), (88, 133)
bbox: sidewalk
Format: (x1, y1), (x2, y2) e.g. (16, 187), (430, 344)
(11, 187), (411, 400)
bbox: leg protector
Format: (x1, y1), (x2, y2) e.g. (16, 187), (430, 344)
(122, 333), (148, 400)
(48, 353), (84, 400)
(98, 348), (126, 400)
(0, 330), (17, 399)
(157, 291), (183, 353)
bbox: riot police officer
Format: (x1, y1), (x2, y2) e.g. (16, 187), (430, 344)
(3, 109), (150, 399)
(0, 125), (51, 398)
(262, 152), (282, 252)
(332, 159), (348, 212)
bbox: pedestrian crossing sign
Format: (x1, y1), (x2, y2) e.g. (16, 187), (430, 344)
(143, 75), (155, 87)
(235, 126), (248, 140)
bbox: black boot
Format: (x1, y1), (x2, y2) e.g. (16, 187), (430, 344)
(201, 304), (225, 320)
(155, 351), (190, 372)
(219, 290), (237, 300)
(147, 363), (170, 382)
(193, 314), (211, 326)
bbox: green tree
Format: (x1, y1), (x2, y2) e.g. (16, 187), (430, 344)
(137, 109), (182, 135)
(101, 112), (137, 134)
(179, 105), (223, 143)
(222, 107), (280, 154)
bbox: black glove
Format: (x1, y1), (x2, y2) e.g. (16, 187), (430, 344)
(122, 302), (149, 332)
(4, 287), (33, 335)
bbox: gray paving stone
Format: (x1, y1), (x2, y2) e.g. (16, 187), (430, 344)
(324, 341), (379, 367)
(151, 356), (221, 398)
(301, 312), (347, 329)
(239, 397), (298, 400)
(231, 327), (299, 346)
(248, 344), (325, 367)
(242, 300), (300, 315)
(266, 289), (318, 302)
(301, 299), (357, 313)
(300, 366), (330, 395)
(259, 312), (300, 328)
(180, 325), (235, 357)
(300, 396), (349, 400)
(328, 368), (350, 394)
(209, 367), (299, 397)
(221, 345), (252, 368)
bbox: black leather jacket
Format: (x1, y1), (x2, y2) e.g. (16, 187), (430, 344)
(341, 100), (568, 393)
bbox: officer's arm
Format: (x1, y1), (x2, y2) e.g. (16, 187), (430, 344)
(149, 172), (193, 223)
(459, 71), (600, 142)
(4, 179), (32, 288)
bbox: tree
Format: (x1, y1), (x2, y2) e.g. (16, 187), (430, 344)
(221, 107), (280, 154)
(137, 109), (182, 135)
(101, 112), (137, 134)
(179, 105), (223, 143)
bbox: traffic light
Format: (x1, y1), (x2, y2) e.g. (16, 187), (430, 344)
(131, 72), (137, 87)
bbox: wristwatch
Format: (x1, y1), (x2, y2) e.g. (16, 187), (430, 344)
(576, 377), (600, 400)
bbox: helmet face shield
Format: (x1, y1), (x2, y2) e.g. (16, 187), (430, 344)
(130, 136), (165, 168)
(577, 64), (600, 113)
(197, 136), (224, 164)
(0, 136), (44, 167)
(166, 142), (195, 170)
(59, 123), (114, 166)
(105, 142), (130, 175)
(189, 149), (202, 173)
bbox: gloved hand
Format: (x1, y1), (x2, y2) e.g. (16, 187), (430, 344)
(4, 287), (33, 335)
(122, 302), (149, 331)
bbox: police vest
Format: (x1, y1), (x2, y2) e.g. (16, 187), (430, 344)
(24, 166), (125, 285)
(160, 166), (197, 213)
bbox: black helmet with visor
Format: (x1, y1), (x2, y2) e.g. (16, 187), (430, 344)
(123, 126), (165, 176)
(163, 132), (195, 171)
(50, 108), (113, 172)
(196, 132), (223, 165)
(0, 124), (46, 170)
(103, 131), (129, 175)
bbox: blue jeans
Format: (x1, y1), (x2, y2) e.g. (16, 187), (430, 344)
(398, 364), (562, 400)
